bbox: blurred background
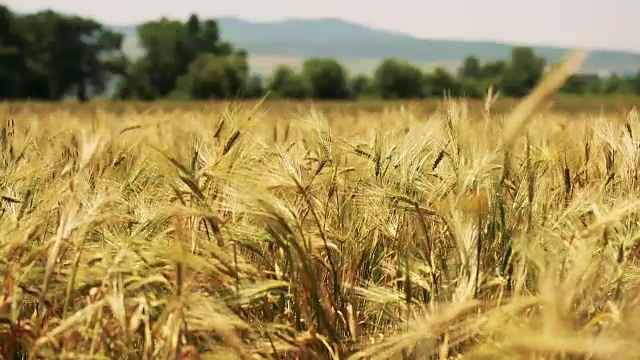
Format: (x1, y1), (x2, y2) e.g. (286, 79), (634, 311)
(1, 0), (639, 104)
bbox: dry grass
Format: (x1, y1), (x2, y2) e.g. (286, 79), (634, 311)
(3, 57), (640, 359)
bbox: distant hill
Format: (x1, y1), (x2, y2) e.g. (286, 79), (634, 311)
(112, 17), (640, 77)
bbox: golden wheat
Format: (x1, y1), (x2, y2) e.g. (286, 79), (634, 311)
(2, 75), (640, 358)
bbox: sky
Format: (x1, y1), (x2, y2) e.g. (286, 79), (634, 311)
(3, 0), (640, 53)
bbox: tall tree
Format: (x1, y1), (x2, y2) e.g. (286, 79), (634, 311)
(302, 58), (351, 99)
(373, 59), (424, 99)
(267, 65), (311, 99)
(561, 74), (601, 95)
(480, 60), (508, 90)
(13, 9), (125, 100)
(129, 18), (190, 98)
(632, 70), (640, 95)
(244, 75), (265, 98)
(500, 47), (546, 97)
(174, 51), (250, 99)
(601, 74), (632, 95)
(118, 14), (239, 100)
(0, 5), (28, 99)
(350, 74), (375, 99)
(425, 67), (460, 97)
(458, 56), (482, 79)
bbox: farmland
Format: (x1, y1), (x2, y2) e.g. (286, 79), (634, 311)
(3, 74), (640, 359)
(3, 0), (640, 358)
(5, 95), (640, 117)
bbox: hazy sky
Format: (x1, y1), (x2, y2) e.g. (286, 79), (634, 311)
(4, 0), (639, 52)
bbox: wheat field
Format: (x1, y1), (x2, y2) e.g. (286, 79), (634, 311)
(4, 58), (640, 359)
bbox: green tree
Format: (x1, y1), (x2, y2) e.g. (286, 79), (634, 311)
(175, 54), (228, 99)
(455, 56), (485, 97)
(425, 67), (460, 97)
(632, 70), (640, 95)
(224, 50), (250, 97)
(0, 5), (28, 99)
(267, 65), (310, 99)
(123, 18), (189, 99)
(11, 9), (125, 101)
(114, 58), (156, 100)
(458, 78), (486, 98)
(77, 27), (127, 100)
(458, 56), (482, 79)
(301, 58), (351, 99)
(173, 51), (250, 99)
(481, 60), (507, 79)
(601, 74), (632, 95)
(350, 74), (375, 99)
(561, 74), (601, 95)
(245, 75), (265, 98)
(474, 60), (507, 95)
(373, 59), (424, 99)
(561, 75), (588, 95)
(117, 14), (240, 100)
(500, 47), (546, 97)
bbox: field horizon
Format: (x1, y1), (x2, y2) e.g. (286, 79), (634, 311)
(5, 95), (640, 118)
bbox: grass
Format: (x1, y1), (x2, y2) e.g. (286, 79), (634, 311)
(3, 55), (640, 359)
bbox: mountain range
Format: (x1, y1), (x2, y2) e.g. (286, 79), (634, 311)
(112, 17), (640, 77)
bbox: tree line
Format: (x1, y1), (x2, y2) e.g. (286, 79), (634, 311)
(1, 6), (640, 102)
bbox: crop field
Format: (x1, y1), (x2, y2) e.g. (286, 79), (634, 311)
(3, 60), (640, 359)
(5, 95), (640, 119)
